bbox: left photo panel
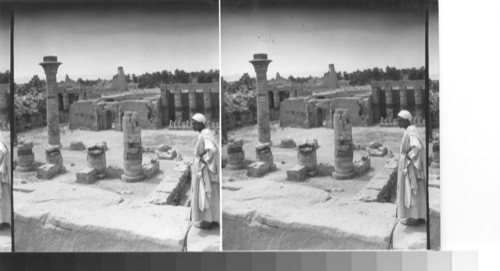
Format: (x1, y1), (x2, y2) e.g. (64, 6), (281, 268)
(0, 3), (12, 253)
(12, 1), (220, 252)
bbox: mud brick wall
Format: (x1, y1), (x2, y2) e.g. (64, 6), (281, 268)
(280, 98), (316, 128)
(69, 101), (101, 131)
(119, 99), (161, 130)
(329, 97), (372, 126)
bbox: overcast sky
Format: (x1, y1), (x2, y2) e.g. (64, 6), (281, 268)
(13, 4), (218, 83)
(222, 5), (439, 81)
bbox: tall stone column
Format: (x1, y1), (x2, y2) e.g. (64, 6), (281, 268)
(414, 86), (424, 119)
(371, 86), (380, 123)
(121, 111), (144, 182)
(399, 86), (408, 110)
(249, 53), (272, 144)
(384, 87), (394, 119)
(203, 88), (212, 121)
(174, 89), (182, 122)
(188, 88), (197, 119)
(332, 109), (355, 180)
(39, 56), (62, 146)
(273, 90), (280, 109)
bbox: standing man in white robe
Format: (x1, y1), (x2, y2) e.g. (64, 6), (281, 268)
(396, 110), (427, 226)
(191, 113), (220, 230)
(0, 131), (11, 229)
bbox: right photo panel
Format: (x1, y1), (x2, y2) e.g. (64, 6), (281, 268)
(221, 0), (438, 250)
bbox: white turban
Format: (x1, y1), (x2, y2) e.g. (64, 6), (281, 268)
(192, 113), (206, 124)
(397, 110), (412, 122)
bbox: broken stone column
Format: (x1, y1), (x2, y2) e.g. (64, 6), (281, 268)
(384, 87), (394, 119)
(289, 89), (297, 98)
(273, 90), (280, 109)
(121, 111), (144, 182)
(188, 88), (197, 119)
(39, 56), (62, 146)
(203, 88), (212, 121)
(414, 86), (424, 119)
(249, 53), (272, 145)
(399, 86), (408, 110)
(297, 140), (319, 172)
(332, 109), (355, 180)
(16, 140), (34, 172)
(226, 138), (244, 170)
(87, 144), (107, 177)
(371, 86), (381, 123)
(174, 89), (182, 122)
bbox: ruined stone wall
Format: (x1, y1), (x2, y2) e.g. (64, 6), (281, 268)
(69, 101), (101, 130)
(328, 97), (372, 126)
(69, 98), (161, 131)
(119, 99), (161, 130)
(279, 98), (315, 128)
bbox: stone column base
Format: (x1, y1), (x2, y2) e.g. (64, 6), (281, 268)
(332, 171), (355, 180)
(226, 163), (244, 170)
(121, 174), (145, 183)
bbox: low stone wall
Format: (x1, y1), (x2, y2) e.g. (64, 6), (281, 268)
(223, 180), (398, 250)
(119, 99), (161, 130)
(14, 182), (191, 252)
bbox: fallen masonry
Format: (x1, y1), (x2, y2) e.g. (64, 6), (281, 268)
(16, 141), (34, 172)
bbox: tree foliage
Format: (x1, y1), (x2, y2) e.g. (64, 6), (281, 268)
(0, 70), (9, 84)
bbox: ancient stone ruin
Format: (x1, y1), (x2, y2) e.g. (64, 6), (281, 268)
(247, 54), (276, 177)
(287, 139), (319, 182)
(40, 56), (62, 146)
(332, 109), (355, 180)
(87, 144), (107, 178)
(16, 141), (34, 172)
(121, 111), (145, 182)
(36, 56), (66, 180)
(226, 138), (244, 170)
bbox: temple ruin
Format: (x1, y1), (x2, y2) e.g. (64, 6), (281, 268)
(224, 63), (425, 130)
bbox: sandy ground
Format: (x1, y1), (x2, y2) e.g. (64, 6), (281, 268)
(14, 125), (218, 200)
(223, 124), (425, 196)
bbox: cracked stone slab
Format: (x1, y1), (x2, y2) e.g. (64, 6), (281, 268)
(223, 179), (397, 250)
(391, 222), (427, 250)
(0, 228), (11, 252)
(14, 182), (191, 252)
(186, 225), (221, 252)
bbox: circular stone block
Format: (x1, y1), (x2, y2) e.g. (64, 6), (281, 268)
(121, 174), (145, 183)
(332, 171), (355, 180)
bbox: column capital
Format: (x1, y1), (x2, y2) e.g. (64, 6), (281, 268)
(39, 56), (62, 76)
(249, 53), (272, 73)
